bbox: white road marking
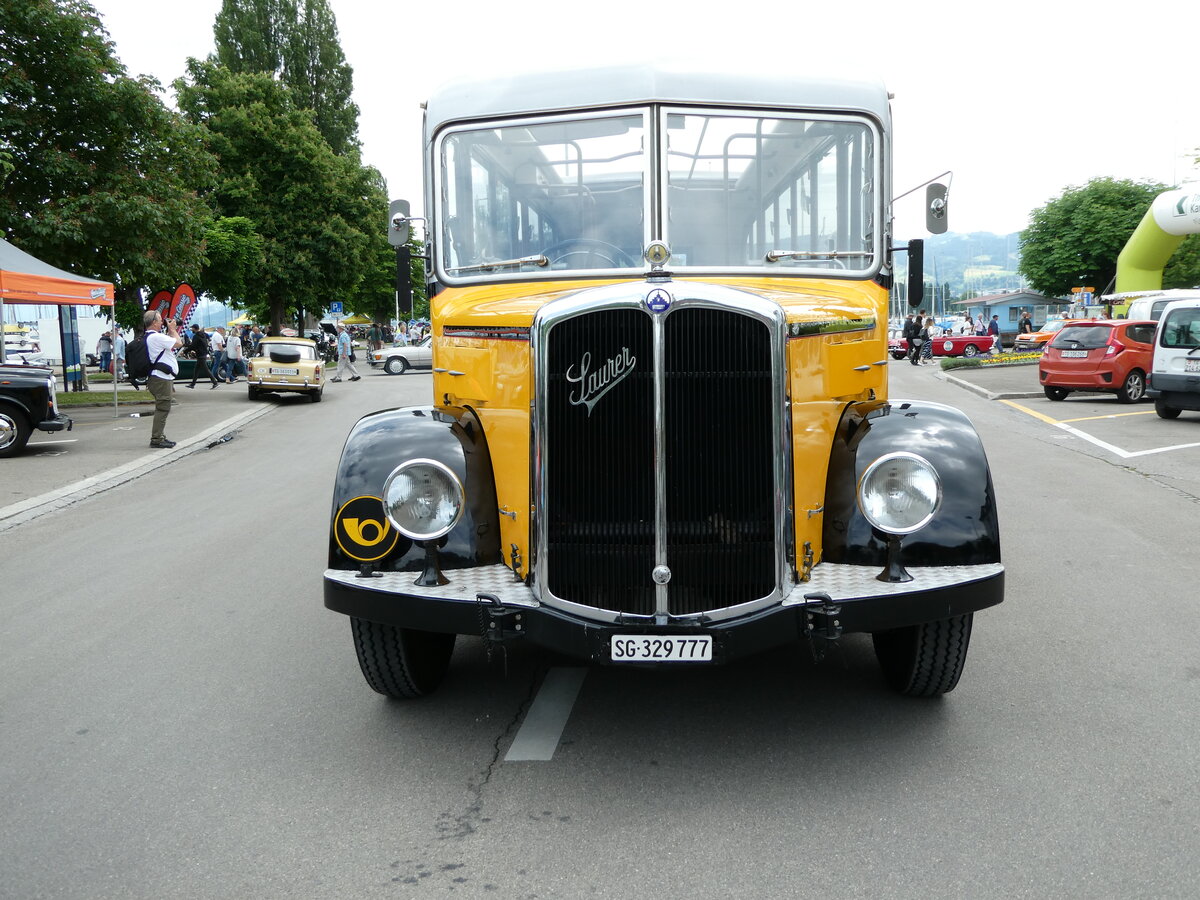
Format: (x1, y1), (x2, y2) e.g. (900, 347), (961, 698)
(1001, 400), (1200, 458)
(505, 667), (587, 762)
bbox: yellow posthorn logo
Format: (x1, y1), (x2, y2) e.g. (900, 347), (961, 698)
(335, 496), (401, 561)
(342, 518), (388, 546)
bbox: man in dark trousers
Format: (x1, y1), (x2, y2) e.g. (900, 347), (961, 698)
(186, 324), (220, 388)
(902, 314), (917, 361)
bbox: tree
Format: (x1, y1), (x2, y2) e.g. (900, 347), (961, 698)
(212, 0), (359, 155)
(1020, 178), (1200, 297)
(174, 60), (375, 333)
(0, 0), (217, 328)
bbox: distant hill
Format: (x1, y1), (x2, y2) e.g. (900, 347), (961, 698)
(899, 231), (1025, 299)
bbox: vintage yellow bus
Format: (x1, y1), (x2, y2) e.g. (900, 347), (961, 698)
(324, 63), (1003, 698)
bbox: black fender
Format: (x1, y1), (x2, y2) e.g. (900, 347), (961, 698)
(327, 405), (502, 573)
(822, 399), (1001, 567)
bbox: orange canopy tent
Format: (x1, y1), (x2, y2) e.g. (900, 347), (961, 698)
(0, 237), (114, 306)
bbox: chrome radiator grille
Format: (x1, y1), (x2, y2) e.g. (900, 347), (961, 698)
(541, 300), (778, 618)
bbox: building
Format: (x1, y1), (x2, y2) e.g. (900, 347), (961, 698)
(951, 291), (1068, 343)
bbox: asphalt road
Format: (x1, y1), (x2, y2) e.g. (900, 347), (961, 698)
(2, 361), (1198, 899)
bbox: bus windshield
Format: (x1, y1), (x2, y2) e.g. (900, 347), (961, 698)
(436, 107), (878, 281)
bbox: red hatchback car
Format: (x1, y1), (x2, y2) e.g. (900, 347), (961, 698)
(1039, 320), (1157, 402)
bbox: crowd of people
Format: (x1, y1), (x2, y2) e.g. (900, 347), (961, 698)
(901, 309), (1007, 364)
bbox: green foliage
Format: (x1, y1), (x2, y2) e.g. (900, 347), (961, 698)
(0, 0), (217, 310)
(212, 0), (359, 154)
(1019, 178), (1200, 297)
(175, 60), (376, 332)
(199, 216), (265, 305)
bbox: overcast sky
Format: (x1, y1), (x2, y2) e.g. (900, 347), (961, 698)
(88, 0), (1199, 240)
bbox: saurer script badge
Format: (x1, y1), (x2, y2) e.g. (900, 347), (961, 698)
(566, 348), (636, 416)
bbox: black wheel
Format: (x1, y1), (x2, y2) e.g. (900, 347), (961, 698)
(350, 618), (456, 699)
(1044, 386), (1069, 401)
(248, 386), (261, 401)
(872, 614), (974, 697)
(310, 387), (322, 403)
(891, 350), (906, 360)
(0, 404), (32, 458)
(962, 343), (979, 358)
(384, 356), (408, 375)
(1155, 399), (1182, 419)
(1116, 369), (1146, 403)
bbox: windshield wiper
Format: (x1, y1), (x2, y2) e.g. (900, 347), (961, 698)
(764, 249), (869, 264)
(449, 255), (549, 274)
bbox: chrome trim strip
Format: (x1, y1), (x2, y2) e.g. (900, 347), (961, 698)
(652, 309), (668, 617)
(531, 279), (792, 623)
(786, 317), (876, 338)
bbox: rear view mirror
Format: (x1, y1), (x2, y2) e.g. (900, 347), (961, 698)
(926, 184), (949, 235)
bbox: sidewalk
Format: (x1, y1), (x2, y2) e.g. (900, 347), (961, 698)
(939, 358), (1044, 400)
(0, 377), (274, 531)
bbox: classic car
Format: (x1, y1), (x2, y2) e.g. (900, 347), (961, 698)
(246, 337), (324, 402)
(0, 363), (72, 457)
(1012, 318), (1069, 353)
(371, 336), (433, 375)
(889, 331), (995, 359)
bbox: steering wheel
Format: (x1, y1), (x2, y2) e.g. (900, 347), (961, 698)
(541, 238), (636, 270)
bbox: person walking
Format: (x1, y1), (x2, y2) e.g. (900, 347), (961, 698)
(209, 327), (227, 380)
(96, 331), (113, 375)
(113, 330), (126, 382)
(909, 316), (925, 366)
(144, 310), (182, 448)
(901, 314), (917, 362)
(332, 323), (361, 382)
(185, 324), (220, 388)
(222, 327), (243, 382)
(987, 315), (1002, 353)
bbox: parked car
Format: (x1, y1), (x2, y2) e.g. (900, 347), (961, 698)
(372, 335), (433, 374)
(1147, 298), (1200, 419)
(246, 337), (325, 402)
(0, 363), (72, 457)
(889, 332), (994, 359)
(1039, 320), (1156, 403)
(1012, 317), (1069, 353)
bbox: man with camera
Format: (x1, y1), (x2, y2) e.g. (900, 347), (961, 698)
(144, 311), (182, 449)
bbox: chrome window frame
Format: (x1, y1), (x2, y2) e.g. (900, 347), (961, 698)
(657, 107), (883, 280)
(529, 281), (793, 624)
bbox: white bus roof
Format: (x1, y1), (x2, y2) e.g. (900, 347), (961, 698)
(424, 61), (892, 131)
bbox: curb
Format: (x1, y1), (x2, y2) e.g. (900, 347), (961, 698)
(941, 371), (1046, 401)
(0, 402), (276, 533)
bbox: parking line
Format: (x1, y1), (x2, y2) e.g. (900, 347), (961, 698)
(1059, 410), (1157, 424)
(505, 667), (587, 762)
(1000, 400), (1200, 458)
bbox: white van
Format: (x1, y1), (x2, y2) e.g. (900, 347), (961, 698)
(1148, 298), (1200, 419)
(1126, 289), (1200, 323)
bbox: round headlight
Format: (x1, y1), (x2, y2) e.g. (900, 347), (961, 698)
(857, 452), (941, 535)
(382, 459), (464, 541)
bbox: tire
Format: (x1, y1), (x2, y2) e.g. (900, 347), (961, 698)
(1044, 386), (1069, 401)
(891, 351), (906, 360)
(1155, 399), (1182, 420)
(248, 386), (261, 401)
(1116, 369), (1146, 403)
(351, 618), (455, 699)
(384, 356), (408, 375)
(872, 614), (974, 697)
(310, 387), (322, 403)
(0, 404), (32, 458)
(962, 344), (979, 358)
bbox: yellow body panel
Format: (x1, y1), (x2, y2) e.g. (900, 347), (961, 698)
(429, 275), (889, 579)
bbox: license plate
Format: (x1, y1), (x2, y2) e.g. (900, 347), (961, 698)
(269, 367), (299, 375)
(1186, 359), (1200, 373)
(611, 635), (712, 662)
(1060, 350), (1088, 358)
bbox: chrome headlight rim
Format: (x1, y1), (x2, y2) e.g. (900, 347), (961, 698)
(856, 451), (941, 536)
(381, 458), (465, 541)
